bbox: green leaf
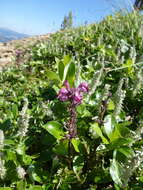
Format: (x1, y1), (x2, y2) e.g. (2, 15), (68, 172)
(139, 176), (143, 182)
(103, 115), (115, 139)
(110, 159), (122, 187)
(63, 54), (72, 66)
(27, 165), (42, 183)
(73, 156), (84, 181)
(4, 139), (15, 145)
(22, 155), (32, 165)
(28, 185), (43, 190)
(0, 188), (12, 190)
(16, 180), (26, 190)
(108, 127), (121, 142)
(53, 140), (68, 155)
(43, 121), (64, 139)
(12, 104), (18, 119)
(6, 150), (17, 162)
(108, 100), (115, 111)
(71, 138), (81, 152)
(77, 104), (91, 117)
(62, 62), (72, 83)
(116, 123), (131, 137)
(109, 138), (134, 149)
(117, 147), (134, 158)
(90, 123), (109, 144)
(31, 174), (42, 183)
(123, 59), (134, 76)
(16, 142), (26, 155)
(47, 70), (60, 81)
(66, 62), (76, 86)
(0, 97), (4, 106)
(61, 55), (75, 84)
(58, 61), (64, 80)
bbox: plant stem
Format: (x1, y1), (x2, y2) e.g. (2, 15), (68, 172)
(66, 103), (77, 168)
(66, 103), (77, 139)
(68, 140), (72, 169)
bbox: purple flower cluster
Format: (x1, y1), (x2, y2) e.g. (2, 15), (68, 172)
(58, 81), (88, 105)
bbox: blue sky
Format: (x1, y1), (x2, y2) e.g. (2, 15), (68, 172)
(0, 0), (134, 35)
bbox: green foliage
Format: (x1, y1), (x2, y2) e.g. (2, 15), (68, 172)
(0, 11), (143, 189)
(43, 121), (64, 139)
(57, 54), (75, 85)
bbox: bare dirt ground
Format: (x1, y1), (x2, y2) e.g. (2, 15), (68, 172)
(0, 34), (50, 68)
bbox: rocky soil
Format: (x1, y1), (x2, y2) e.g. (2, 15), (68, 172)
(0, 34), (50, 68)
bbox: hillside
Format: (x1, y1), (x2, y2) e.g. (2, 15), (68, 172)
(0, 33), (50, 67)
(0, 12), (143, 189)
(0, 28), (29, 42)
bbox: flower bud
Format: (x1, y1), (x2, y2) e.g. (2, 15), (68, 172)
(63, 80), (70, 90)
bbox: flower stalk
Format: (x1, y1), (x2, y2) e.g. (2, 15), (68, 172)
(0, 130), (6, 180)
(58, 80), (88, 139)
(17, 98), (29, 139)
(66, 103), (77, 139)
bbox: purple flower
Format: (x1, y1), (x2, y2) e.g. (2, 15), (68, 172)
(57, 88), (69, 101)
(78, 82), (89, 93)
(57, 81), (88, 139)
(73, 90), (82, 105)
(57, 81), (88, 105)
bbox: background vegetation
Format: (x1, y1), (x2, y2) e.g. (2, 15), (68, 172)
(0, 11), (143, 189)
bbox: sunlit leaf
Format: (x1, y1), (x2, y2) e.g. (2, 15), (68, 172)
(63, 54), (72, 66)
(16, 180), (26, 190)
(66, 62), (75, 86)
(90, 123), (109, 144)
(47, 70), (60, 81)
(71, 138), (81, 152)
(108, 100), (115, 111)
(123, 59), (134, 76)
(28, 185), (43, 190)
(110, 159), (122, 187)
(16, 142), (26, 155)
(103, 115), (116, 140)
(43, 121), (64, 139)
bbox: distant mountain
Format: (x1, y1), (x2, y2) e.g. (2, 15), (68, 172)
(0, 28), (29, 43)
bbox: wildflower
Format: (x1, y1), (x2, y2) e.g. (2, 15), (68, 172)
(57, 80), (88, 106)
(57, 80), (88, 139)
